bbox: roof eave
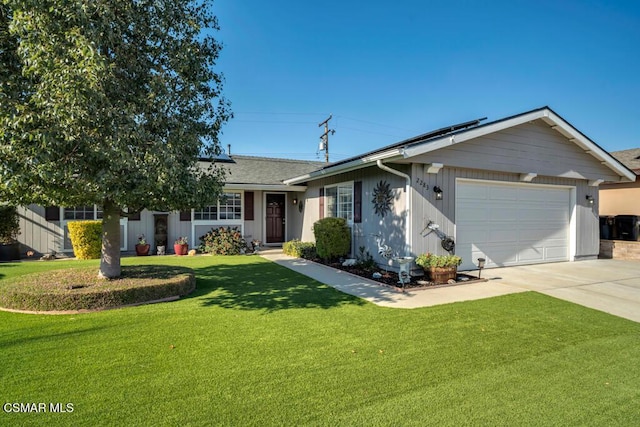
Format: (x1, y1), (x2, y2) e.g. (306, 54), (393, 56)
(402, 108), (636, 183)
(283, 149), (403, 185)
(224, 183), (307, 192)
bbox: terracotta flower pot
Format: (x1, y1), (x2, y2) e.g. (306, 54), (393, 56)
(174, 243), (188, 256)
(135, 244), (150, 256)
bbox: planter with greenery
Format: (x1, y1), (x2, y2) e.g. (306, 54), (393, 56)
(136, 235), (151, 256)
(415, 253), (462, 284)
(174, 237), (189, 256)
(0, 205), (21, 261)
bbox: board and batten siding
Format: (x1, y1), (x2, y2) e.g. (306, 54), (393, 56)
(17, 205), (63, 256)
(300, 164), (409, 264)
(409, 163), (600, 262)
(408, 120), (620, 182)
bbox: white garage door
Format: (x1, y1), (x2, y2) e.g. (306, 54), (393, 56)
(456, 180), (572, 270)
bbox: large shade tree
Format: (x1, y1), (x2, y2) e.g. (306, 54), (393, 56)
(0, 0), (230, 278)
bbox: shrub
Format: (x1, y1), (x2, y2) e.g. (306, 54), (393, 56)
(415, 253), (462, 269)
(0, 205), (20, 244)
(355, 246), (377, 271)
(283, 239), (317, 259)
(312, 217), (351, 261)
(199, 226), (246, 255)
(67, 220), (102, 259)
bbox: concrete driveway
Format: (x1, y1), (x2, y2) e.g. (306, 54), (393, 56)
(483, 259), (640, 323)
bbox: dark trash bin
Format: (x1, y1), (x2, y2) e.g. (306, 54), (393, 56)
(599, 216), (615, 240)
(615, 215), (640, 241)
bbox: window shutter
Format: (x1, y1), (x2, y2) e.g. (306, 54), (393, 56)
(244, 191), (254, 220)
(319, 188), (324, 219)
(354, 181), (362, 223)
(179, 210), (191, 221)
(45, 206), (59, 221)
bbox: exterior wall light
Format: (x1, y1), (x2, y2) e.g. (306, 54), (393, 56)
(433, 186), (443, 200)
(586, 195), (594, 205)
(293, 198), (298, 205)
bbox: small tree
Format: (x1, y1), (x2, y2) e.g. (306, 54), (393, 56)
(0, 1), (230, 277)
(313, 217), (351, 261)
(0, 205), (20, 244)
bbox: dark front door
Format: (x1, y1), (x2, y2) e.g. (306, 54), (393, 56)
(266, 194), (285, 244)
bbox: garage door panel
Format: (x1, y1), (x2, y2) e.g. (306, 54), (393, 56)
(456, 229), (487, 245)
(545, 247), (569, 260)
(457, 180), (571, 270)
(519, 227), (565, 241)
(457, 205), (488, 221)
(519, 208), (560, 221)
(457, 184), (487, 200)
(541, 210), (570, 222)
(489, 186), (519, 200)
(520, 188), (549, 202)
(543, 190), (571, 203)
(486, 249), (519, 265)
(489, 207), (519, 221)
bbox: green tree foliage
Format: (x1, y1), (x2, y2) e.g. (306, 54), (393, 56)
(0, 0), (231, 277)
(312, 217), (351, 261)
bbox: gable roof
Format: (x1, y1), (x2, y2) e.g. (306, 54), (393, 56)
(610, 148), (640, 174)
(206, 155), (324, 191)
(283, 107), (636, 185)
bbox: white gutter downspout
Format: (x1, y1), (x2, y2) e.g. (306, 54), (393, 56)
(376, 159), (411, 256)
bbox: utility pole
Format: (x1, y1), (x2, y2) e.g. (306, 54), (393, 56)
(318, 114), (335, 163)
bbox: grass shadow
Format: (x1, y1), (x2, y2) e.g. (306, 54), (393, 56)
(194, 260), (365, 312)
(0, 325), (111, 349)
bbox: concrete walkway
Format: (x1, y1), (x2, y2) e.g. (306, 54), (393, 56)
(260, 250), (640, 323)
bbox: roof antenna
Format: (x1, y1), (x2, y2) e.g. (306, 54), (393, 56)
(227, 144), (231, 156)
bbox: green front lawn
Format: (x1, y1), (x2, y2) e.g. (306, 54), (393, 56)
(1, 256), (639, 426)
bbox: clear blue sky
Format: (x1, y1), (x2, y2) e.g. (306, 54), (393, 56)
(214, 0), (640, 162)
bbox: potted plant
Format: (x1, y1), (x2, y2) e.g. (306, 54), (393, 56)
(415, 253), (462, 284)
(135, 234), (150, 256)
(174, 236), (188, 256)
(0, 205), (21, 261)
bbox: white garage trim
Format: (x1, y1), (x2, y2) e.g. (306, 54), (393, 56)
(455, 179), (576, 270)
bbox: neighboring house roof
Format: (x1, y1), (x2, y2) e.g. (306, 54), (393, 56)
(610, 148), (640, 174)
(283, 106), (636, 185)
(205, 155), (325, 191)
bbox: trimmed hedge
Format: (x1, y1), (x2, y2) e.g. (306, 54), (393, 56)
(67, 220), (102, 259)
(0, 265), (195, 312)
(312, 217), (351, 261)
(283, 239), (316, 259)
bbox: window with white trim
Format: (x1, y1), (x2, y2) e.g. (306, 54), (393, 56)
(194, 192), (242, 221)
(64, 206), (103, 220)
(325, 182), (353, 222)
(219, 192), (242, 220)
(194, 205), (217, 221)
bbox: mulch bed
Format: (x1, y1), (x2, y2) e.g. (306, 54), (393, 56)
(320, 260), (487, 292)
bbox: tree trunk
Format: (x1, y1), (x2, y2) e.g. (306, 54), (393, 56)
(99, 200), (121, 279)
